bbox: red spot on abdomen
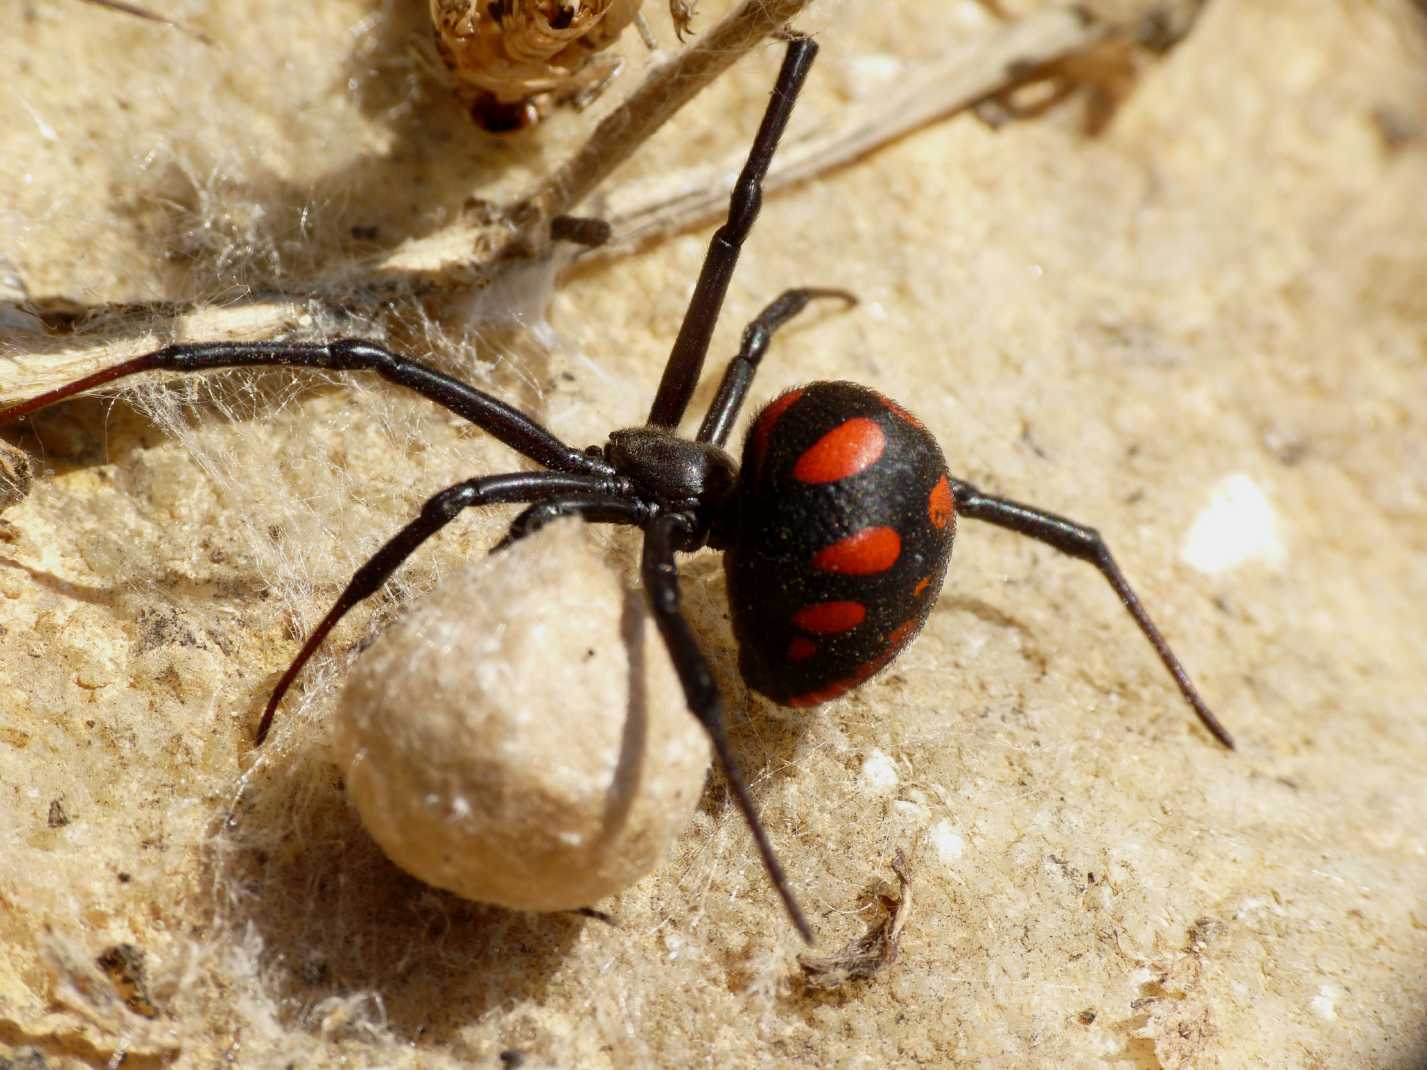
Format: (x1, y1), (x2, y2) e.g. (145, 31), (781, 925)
(886, 619), (918, 651)
(913, 575), (932, 598)
(786, 619), (919, 709)
(812, 526), (901, 575)
(787, 677), (859, 708)
(792, 418), (885, 484)
(785, 636), (817, 662)
(928, 473), (953, 529)
(792, 601), (866, 634)
(750, 388), (804, 473)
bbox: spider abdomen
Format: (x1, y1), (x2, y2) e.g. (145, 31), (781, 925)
(725, 381), (956, 708)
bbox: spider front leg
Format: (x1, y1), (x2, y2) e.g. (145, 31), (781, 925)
(0, 339), (603, 476)
(949, 478), (1235, 749)
(646, 35), (819, 429)
(696, 287), (856, 447)
(641, 513), (813, 942)
(257, 470), (613, 745)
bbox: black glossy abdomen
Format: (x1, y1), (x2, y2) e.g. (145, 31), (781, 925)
(724, 381), (955, 707)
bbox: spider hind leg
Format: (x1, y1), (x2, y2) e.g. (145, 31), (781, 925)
(641, 513), (813, 943)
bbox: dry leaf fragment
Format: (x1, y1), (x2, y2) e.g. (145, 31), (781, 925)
(95, 943), (160, 1019)
(798, 852), (913, 991)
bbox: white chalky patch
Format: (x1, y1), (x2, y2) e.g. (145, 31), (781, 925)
(930, 820), (965, 864)
(1180, 473), (1285, 574)
(843, 54), (902, 98)
(1310, 984), (1340, 1021)
(860, 749), (899, 791)
(892, 799), (929, 821)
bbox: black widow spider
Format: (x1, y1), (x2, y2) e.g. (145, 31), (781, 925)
(1, 36), (1233, 943)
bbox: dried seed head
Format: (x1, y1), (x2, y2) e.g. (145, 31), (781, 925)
(432, 0), (643, 127)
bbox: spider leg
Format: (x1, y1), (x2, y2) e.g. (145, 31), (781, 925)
(646, 35), (819, 430)
(949, 478), (1235, 749)
(491, 495), (653, 553)
(0, 340), (604, 476)
(641, 513), (814, 943)
(256, 470), (612, 745)
(695, 287), (856, 447)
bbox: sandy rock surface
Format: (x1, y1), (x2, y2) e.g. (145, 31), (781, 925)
(2, 1), (1425, 1067)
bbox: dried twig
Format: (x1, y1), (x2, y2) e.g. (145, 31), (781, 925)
(482, 0), (816, 252)
(0, 0), (813, 402)
(587, 6), (1104, 259)
(256, 0), (815, 292)
(0, 5), (1109, 405)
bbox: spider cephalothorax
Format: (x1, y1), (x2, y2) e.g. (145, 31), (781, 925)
(0, 36), (1232, 942)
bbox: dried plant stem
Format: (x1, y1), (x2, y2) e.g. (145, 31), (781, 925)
(591, 6), (1104, 258)
(319, 0), (815, 293)
(507, 0), (816, 239)
(0, 6), (1108, 404)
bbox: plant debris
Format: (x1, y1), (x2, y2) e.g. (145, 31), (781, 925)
(798, 851), (912, 991)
